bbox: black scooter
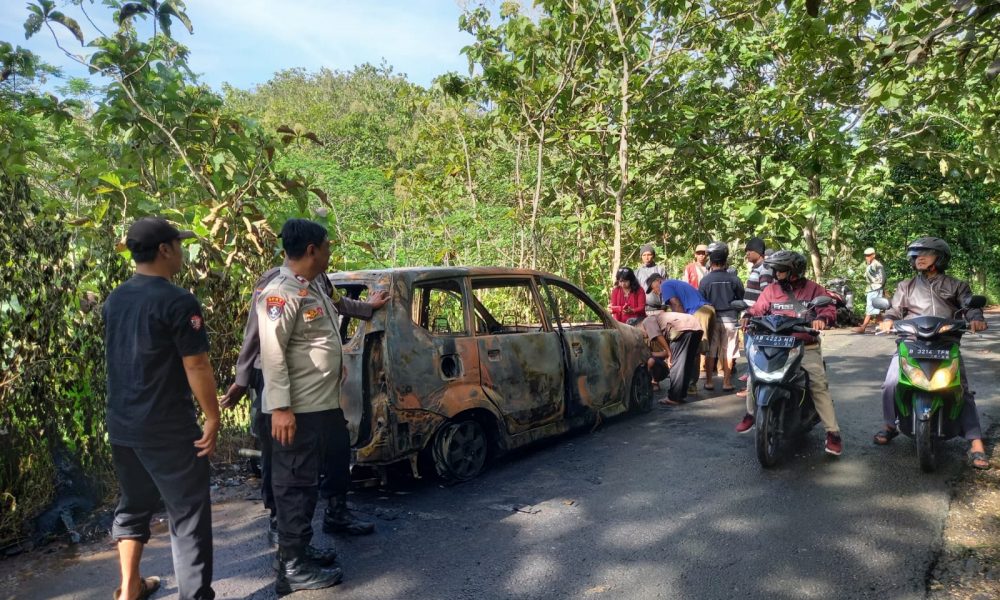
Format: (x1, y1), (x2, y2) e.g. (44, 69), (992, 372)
(732, 296), (834, 468)
(871, 295), (986, 472)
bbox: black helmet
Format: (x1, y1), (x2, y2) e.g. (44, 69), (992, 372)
(765, 250), (807, 277)
(907, 237), (951, 271)
(707, 240), (729, 264)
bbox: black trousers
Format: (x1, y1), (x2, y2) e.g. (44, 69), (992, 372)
(111, 444), (214, 600)
(268, 408), (351, 547)
(249, 369), (275, 516)
(669, 330), (703, 402)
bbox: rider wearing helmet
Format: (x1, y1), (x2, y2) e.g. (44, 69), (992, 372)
(874, 237), (989, 468)
(738, 250), (844, 456)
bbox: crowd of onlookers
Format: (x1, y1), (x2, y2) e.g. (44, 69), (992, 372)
(608, 239), (774, 405)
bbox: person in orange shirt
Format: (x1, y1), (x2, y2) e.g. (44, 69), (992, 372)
(684, 244), (709, 288)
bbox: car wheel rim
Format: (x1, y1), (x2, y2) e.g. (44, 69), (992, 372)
(445, 421), (486, 479)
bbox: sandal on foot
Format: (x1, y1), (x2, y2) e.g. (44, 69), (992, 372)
(722, 385), (735, 392)
(969, 451), (990, 470)
(703, 383), (715, 391)
(873, 428), (898, 445)
(113, 576), (160, 600)
(658, 398), (683, 406)
(736, 389), (748, 398)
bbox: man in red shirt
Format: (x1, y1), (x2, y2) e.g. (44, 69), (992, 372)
(741, 251), (843, 456)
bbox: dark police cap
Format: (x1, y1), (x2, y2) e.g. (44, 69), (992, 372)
(126, 217), (196, 252)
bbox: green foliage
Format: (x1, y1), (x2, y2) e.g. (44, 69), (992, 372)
(2, 0), (999, 546)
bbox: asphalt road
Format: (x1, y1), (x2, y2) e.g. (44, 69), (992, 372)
(6, 318), (1000, 600)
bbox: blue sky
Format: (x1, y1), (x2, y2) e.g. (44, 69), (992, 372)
(0, 1), (476, 90)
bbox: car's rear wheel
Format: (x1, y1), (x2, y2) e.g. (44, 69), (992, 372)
(432, 418), (489, 481)
(628, 366), (654, 413)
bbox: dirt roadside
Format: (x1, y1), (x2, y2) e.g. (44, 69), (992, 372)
(928, 423), (1000, 599)
(925, 306), (1000, 599)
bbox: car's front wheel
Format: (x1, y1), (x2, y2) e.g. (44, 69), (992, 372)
(628, 366), (654, 413)
(431, 418), (489, 481)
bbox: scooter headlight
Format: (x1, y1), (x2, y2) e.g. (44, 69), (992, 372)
(928, 359), (959, 391)
(751, 345), (802, 383)
(900, 358), (930, 389)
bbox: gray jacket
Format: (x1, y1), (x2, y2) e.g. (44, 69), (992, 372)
(884, 273), (984, 323)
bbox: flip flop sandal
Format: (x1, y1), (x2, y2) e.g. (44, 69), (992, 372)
(722, 386), (735, 392)
(658, 398), (683, 406)
(969, 451), (990, 470)
(113, 576), (160, 600)
(736, 389), (748, 398)
(703, 383), (715, 391)
(873, 428), (898, 445)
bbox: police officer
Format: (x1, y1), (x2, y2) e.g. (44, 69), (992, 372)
(257, 219), (388, 595)
(221, 265), (388, 545)
(104, 217), (219, 600)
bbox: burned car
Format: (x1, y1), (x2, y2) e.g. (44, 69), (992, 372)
(329, 267), (652, 482)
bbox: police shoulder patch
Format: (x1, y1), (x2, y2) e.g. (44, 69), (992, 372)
(189, 315), (203, 331)
(266, 296), (286, 321)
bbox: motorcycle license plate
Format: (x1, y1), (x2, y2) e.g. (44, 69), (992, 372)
(907, 346), (951, 360)
(755, 335), (796, 348)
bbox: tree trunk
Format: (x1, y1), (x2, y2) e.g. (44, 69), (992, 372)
(530, 124), (545, 271)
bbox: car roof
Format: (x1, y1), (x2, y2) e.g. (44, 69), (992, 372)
(329, 266), (571, 283)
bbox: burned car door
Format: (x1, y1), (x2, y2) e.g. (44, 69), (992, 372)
(539, 278), (624, 413)
(470, 277), (565, 434)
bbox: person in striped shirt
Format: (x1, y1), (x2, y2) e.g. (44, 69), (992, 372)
(734, 237), (774, 417)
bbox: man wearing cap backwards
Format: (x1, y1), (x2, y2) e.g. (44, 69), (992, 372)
(103, 217), (220, 600)
(854, 248), (885, 333)
(684, 244), (710, 288)
(640, 307), (704, 405)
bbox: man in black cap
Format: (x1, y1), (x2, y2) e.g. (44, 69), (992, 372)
(103, 217), (219, 600)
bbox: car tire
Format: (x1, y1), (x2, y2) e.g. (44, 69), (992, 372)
(431, 418), (489, 482)
(628, 366), (654, 413)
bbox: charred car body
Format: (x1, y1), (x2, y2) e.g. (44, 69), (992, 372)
(329, 267), (652, 481)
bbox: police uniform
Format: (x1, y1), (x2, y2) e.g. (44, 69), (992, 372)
(256, 266), (359, 550)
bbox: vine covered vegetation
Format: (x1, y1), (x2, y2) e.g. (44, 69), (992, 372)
(1, 0), (999, 547)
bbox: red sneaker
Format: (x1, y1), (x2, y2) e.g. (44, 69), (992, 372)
(825, 432), (843, 456)
(735, 414), (755, 433)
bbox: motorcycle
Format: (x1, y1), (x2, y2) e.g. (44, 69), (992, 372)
(871, 295), (986, 472)
(825, 277), (859, 328)
(732, 296), (835, 468)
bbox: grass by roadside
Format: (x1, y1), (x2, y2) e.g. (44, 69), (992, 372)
(928, 424), (1000, 599)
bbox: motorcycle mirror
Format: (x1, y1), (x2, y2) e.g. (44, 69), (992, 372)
(730, 299), (749, 310)
(967, 295), (987, 310)
(810, 295), (834, 307)
(871, 297), (891, 311)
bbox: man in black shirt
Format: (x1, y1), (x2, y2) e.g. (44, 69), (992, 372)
(699, 247), (745, 391)
(103, 217), (220, 600)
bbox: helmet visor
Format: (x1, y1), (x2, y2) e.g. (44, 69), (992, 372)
(908, 249), (937, 260)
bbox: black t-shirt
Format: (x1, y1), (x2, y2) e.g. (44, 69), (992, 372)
(699, 270), (745, 320)
(103, 274), (210, 447)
